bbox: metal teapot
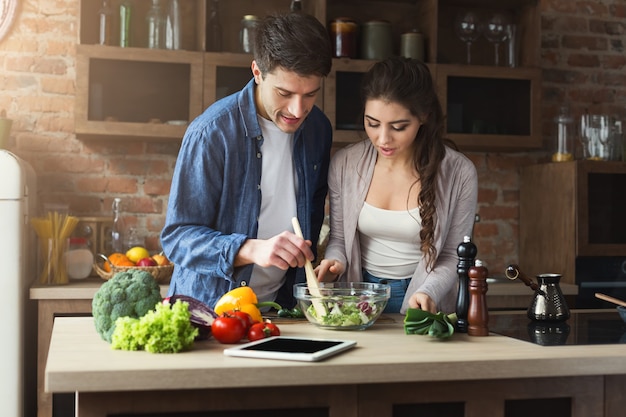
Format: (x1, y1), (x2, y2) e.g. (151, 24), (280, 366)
(505, 264), (570, 322)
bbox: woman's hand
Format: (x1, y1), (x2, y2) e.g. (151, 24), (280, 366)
(408, 292), (437, 314)
(314, 259), (345, 282)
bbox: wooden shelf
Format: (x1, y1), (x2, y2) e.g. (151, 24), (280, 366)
(75, 0), (541, 148)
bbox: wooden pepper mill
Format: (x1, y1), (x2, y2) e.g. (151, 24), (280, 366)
(455, 235), (477, 333)
(468, 259), (489, 336)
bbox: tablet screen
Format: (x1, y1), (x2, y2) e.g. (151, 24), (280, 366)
(223, 336), (357, 362)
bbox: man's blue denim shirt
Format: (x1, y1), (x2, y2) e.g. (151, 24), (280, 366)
(161, 78), (332, 309)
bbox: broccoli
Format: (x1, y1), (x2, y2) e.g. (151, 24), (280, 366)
(92, 269), (162, 343)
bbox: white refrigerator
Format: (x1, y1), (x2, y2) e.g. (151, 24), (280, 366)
(0, 150), (38, 417)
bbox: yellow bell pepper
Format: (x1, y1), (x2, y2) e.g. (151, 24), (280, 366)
(213, 286), (281, 323)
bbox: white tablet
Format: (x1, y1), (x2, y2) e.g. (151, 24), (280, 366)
(223, 336), (357, 362)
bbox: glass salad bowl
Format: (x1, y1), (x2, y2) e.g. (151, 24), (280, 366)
(294, 282), (391, 330)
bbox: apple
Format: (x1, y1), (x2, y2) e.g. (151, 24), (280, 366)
(136, 257), (157, 267)
(151, 254), (170, 266)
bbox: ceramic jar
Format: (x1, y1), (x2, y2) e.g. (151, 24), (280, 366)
(360, 20), (393, 60)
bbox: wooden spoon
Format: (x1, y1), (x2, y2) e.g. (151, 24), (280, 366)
(291, 217), (326, 317)
(595, 293), (626, 308)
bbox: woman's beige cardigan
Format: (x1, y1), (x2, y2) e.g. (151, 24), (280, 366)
(324, 140), (478, 313)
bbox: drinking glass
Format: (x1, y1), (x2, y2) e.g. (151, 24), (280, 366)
(580, 114), (611, 160)
(484, 13), (509, 66)
(455, 11), (482, 64)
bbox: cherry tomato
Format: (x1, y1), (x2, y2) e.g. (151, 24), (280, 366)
(227, 310), (255, 331)
(211, 313), (247, 344)
(247, 321), (281, 341)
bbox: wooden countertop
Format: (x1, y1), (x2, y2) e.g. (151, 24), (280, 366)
(45, 312), (624, 394)
(30, 277), (170, 299)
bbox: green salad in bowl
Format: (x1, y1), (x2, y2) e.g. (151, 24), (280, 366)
(293, 282), (391, 330)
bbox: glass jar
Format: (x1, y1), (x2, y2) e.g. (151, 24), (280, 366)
(330, 17), (358, 58)
(65, 237), (94, 280)
(552, 106), (574, 162)
(240, 15), (259, 54)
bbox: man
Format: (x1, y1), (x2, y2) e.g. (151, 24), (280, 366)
(161, 12), (333, 309)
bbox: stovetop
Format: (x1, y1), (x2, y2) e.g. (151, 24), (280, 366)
(489, 310), (626, 346)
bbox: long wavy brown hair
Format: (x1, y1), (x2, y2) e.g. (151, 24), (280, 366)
(360, 56), (447, 271)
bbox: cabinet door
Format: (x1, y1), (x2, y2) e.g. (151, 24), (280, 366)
(322, 58), (374, 144)
(436, 64), (542, 150)
(75, 45), (203, 140)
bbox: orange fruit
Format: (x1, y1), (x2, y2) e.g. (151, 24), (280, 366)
(105, 253), (133, 272)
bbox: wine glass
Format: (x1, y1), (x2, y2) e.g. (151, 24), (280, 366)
(455, 11), (482, 64)
(484, 13), (509, 66)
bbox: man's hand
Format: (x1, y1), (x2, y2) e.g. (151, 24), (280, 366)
(235, 231), (314, 270)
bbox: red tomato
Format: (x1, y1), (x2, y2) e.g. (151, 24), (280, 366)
(227, 310), (254, 331)
(211, 314), (247, 344)
(247, 321), (281, 341)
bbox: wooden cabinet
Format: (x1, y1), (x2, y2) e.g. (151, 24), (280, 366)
(75, 0), (541, 150)
(520, 161), (626, 285)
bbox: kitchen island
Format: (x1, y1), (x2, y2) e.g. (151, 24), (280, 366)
(32, 277), (578, 417)
(46, 312), (625, 417)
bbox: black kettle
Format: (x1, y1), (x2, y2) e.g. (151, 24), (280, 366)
(505, 264), (570, 322)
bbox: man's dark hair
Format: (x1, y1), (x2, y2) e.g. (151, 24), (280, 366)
(253, 12), (332, 78)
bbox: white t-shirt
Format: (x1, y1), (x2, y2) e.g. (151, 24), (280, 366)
(250, 116), (297, 303)
(358, 202), (422, 278)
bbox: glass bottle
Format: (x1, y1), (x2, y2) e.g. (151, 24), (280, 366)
(240, 15), (259, 54)
(206, 0), (222, 52)
(98, 0), (113, 45)
(146, 0), (165, 49)
(165, 0), (181, 50)
(119, 0), (132, 47)
(290, 0), (302, 12)
(552, 106), (574, 162)
(111, 198), (126, 253)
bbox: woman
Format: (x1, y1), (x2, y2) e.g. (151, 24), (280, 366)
(316, 56), (478, 314)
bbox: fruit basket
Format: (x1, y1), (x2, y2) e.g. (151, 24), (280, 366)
(93, 254), (174, 284)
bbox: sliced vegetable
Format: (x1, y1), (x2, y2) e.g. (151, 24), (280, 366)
(306, 297), (380, 327)
(214, 286), (281, 323)
(166, 294), (218, 340)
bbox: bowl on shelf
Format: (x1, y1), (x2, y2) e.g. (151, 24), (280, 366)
(618, 306), (626, 323)
(293, 282), (390, 330)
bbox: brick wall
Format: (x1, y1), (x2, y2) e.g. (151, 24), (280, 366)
(1, 0), (626, 276)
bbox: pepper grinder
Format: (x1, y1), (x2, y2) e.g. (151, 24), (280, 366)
(468, 259), (489, 336)
(455, 235), (477, 333)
